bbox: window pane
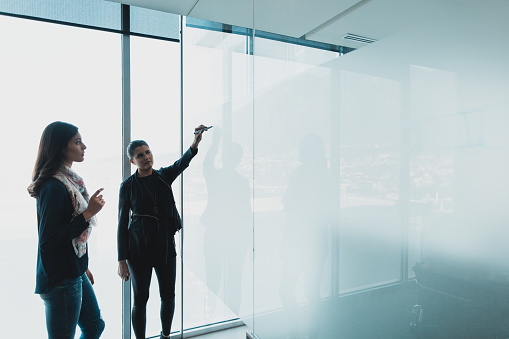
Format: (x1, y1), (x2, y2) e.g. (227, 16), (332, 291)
(130, 35), (182, 337)
(0, 16), (122, 337)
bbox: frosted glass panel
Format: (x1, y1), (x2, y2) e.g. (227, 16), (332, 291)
(338, 70), (402, 292)
(252, 39), (338, 339)
(251, 0), (509, 338)
(182, 23), (254, 331)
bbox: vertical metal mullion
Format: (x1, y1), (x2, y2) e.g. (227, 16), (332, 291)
(400, 79), (410, 283)
(179, 14), (185, 339)
(330, 66), (342, 298)
(121, 4), (132, 339)
(251, 1), (256, 336)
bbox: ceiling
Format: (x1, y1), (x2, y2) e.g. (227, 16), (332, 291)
(106, 0), (453, 49)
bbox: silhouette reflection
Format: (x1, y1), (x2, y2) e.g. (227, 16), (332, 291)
(200, 127), (252, 315)
(280, 133), (333, 339)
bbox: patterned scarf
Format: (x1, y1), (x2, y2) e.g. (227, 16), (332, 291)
(54, 166), (96, 258)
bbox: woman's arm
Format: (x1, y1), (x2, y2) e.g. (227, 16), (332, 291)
(37, 180), (89, 253)
(161, 125), (207, 183)
(160, 148), (196, 183)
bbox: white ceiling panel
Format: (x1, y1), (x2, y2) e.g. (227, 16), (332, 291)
(106, 0), (443, 50)
(251, 0), (361, 38)
(108, 0), (363, 40)
(106, 0), (505, 52)
(106, 0), (198, 16)
(189, 0), (253, 29)
(306, 0), (453, 48)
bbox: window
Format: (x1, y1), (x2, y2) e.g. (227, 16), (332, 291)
(130, 35), (182, 337)
(0, 15), (122, 337)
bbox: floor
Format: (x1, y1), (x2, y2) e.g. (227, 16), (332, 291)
(185, 283), (417, 339)
(189, 325), (249, 339)
(252, 282), (419, 339)
(176, 282), (418, 339)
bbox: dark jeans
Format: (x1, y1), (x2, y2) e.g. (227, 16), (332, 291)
(127, 256), (176, 339)
(40, 272), (105, 339)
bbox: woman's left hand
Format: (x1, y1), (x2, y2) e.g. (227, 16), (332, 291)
(86, 268), (95, 285)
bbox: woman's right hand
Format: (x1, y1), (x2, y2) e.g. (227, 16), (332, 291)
(83, 188), (106, 221)
(118, 260), (130, 281)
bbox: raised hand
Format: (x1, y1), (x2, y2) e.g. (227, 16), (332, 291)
(83, 188), (106, 221)
(191, 124), (209, 151)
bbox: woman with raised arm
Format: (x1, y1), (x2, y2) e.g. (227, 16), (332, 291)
(117, 125), (207, 339)
(28, 121), (106, 339)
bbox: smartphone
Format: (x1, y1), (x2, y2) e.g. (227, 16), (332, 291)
(194, 126), (213, 134)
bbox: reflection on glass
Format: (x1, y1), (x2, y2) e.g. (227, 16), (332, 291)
(201, 126), (252, 316)
(252, 37), (337, 338)
(249, 1), (509, 337)
(182, 22), (253, 332)
(280, 133), (333, 339)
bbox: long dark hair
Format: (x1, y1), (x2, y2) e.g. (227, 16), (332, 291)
(28, 121), (79, 198)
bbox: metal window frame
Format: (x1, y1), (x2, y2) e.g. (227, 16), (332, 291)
(185, 17), (354, 55)
(0, 10), (179, 43)
(120, 4), (132, 339)
(179, 14), (185, 339)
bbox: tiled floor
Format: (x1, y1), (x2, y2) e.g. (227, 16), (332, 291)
(190, 325), (249, 339)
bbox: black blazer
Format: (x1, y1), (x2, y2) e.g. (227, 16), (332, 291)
(36, 178), (89, 294)
(117, 147), (196, 264)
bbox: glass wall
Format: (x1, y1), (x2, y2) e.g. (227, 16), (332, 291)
(337, 70), (402, 292)
(0, 16), (122, 337)
(182, 22), (254, 331)
(402, 3), (509, 336)
(251, 39), (339, 339)
(250, 1), (509, 338)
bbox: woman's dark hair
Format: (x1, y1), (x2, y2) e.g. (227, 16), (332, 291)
(28, 121), (79, 198)
(127, 140), (149, 160)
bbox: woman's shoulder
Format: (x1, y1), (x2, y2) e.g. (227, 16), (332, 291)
(121, 173), (136, 183)
(39, 177), (66, 193)
(153, 168), (171, 184)
(37, 178), (68, 203)
(120, 174), (135, 190)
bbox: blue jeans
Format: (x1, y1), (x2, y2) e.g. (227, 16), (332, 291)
(40, 273), (105, 339)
